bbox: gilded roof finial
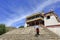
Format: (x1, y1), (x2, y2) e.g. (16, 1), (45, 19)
(41, 10), (44, 14)
(50, 8), (54, 12)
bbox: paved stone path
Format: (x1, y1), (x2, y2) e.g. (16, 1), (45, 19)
(0, 27), (60, 40)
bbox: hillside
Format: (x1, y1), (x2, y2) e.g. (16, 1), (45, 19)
(6, 27), (16, 32)
(0, 26), (60, 40)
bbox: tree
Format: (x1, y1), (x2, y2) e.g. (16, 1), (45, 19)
(0, 24), (6, 35)
(19, 26), (24, 28)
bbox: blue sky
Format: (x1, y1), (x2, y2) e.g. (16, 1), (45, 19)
(0, 0), (60, 28)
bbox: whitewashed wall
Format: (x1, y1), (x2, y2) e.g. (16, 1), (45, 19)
(44, 15), (58, 26)
(24, 23), (27, 27)
(47, 27), (60, 36)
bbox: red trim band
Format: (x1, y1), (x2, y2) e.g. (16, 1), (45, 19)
(46, 24), (60, 28)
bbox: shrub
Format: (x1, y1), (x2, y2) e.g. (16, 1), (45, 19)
(0, 24), (6, 35)
(19, 26), (24, 28)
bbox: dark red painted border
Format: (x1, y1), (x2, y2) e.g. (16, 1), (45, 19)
(46, 24), (60, 28)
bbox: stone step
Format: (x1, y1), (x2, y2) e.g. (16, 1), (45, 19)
(0, 27), (60, 40)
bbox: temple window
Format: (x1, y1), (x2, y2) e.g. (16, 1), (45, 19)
(47, 16), (50, 19)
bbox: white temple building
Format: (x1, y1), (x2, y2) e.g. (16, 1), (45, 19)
(25, 11), (60, 36)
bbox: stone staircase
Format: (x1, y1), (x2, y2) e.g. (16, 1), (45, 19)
(0, 26), (60, 40)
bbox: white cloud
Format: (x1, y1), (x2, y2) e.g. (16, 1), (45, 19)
(34, 0), (60, 12)
(6, 14), (30, 26)
(6, 0), (60, 26)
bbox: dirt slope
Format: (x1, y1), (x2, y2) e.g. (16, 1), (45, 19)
(0, 27), (60, 40)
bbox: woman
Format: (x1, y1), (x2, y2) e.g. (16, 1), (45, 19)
(36, 28), (39, 35)
(34, 25), (40, 35)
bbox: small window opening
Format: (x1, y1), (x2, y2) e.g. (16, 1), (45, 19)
(47, 16), (50, 19)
